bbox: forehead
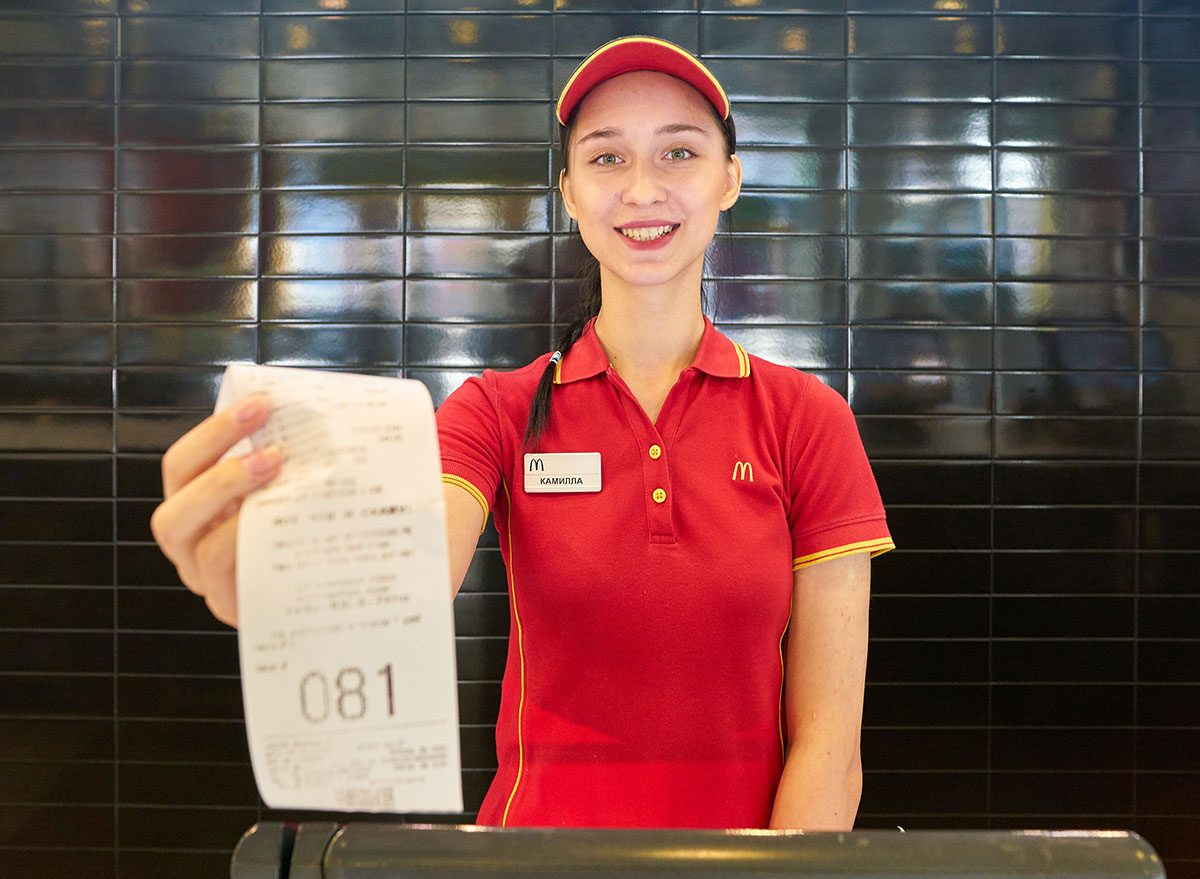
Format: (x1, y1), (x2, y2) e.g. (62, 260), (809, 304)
(572, 70), (717, 130)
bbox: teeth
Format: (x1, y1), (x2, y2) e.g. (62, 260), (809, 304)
(619, 224), (675, 241)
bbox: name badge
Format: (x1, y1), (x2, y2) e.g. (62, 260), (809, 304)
(523, 452), (601, 493)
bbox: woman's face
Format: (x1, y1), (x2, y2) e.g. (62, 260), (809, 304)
(560, 71), (741, 293)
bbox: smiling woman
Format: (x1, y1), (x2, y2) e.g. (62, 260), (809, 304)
(151, 36), (894, 832)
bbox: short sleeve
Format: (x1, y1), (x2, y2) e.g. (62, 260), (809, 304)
(435, 373), (504, 521)
(787, 376), (894, 570)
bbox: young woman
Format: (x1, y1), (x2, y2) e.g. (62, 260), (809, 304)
(151, 37), (893, 832)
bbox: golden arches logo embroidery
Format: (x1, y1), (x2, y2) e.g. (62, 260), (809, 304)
(732, 461), (754, 482)
(528, 458), (545, 472)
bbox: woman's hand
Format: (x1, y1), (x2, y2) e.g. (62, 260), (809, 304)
(149, 395), (282, 628)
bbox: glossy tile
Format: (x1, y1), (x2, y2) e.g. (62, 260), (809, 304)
(849, 193), (990, 236)
(265, 59), (403, 100)
(995, 507), (1136, 552)
(263, 103), (404, 145)
(999, 237), (1139, 282)
(850, 281), (992, 325)
(264, 14), (403, 57)
(116, 325), (257, 365)
(1145, 329), (1200, 370)
(404, 14), (549, 56)
(702, 15), (843, 57)
(720, 103), (844, 148)
(258, 279), (399, 323)
(407, 280), (550, 323)
(995, 462), (1136, 505)
(992, 728), (1134, 774)
(407, 234), (551, 278)
(996, 282), (1138, 327)
(867, 641), (989, 684)
(1144, 61), (1200, 105)
(407, 58), (551, 100)
(118, 193), (257, 235)
(119, 148), (258, 190)
(122, 16), (259, 58)
(1143, 16), (1200, 60)
(0, 325), (112, 365)
(1146, 241), (1200, 283)
(998, 15), (1138, 58)
(117, 279), (256, 321)
(117, 368), (223, 409)
(737, 147), (844, 189)
(0, 456), (111, 499)
(872, 462), (990, 506)
(259, 324), (401, 367)
(0, 193), (113, 235)
(998, 105), (1138, 149)
(711, 326), (846, 370)
(996, 194), (1137, 238)
(0, 15), (115, 56)
(850, 237), (991, 281)
(1145, 373), (1200, 416)
(849, 59), (990, 102)
(263, 146), (401, 189)
(1144, 196), (1200, 239)
(1145, 151), (1200, 193)
(262, 234), (402, 276)
(552, 14), (695, 55)
(711, 235), (845, 280)
(705, 58), (844, 102)
(994, 416), (1139, 459)
(0, 149), (112, 191)
(121, 59), (258, 101)
(994, 640), (1134, 684)
(0, 106), (112, 147)
(850, 105), (989, 147)
(119, 103), (256, 146)
(997, 149), (1139, 192)
(850, 371), (991, 415)
(850, 148), (991, 190)
(997, 59), (1138, 103)
(405, 323), (547, 369)
(711, 280), (846, 324)
(0, 368), (111, 408)
(408, 102), (549, 144)
(406, 147), (546, 188)
(850, 15), (992, 57)
(407, 192), (547, 234)
(857, 414), (992, 459)
(117, 235), (257, 277)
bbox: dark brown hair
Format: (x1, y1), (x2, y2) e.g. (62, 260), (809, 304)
(522, 96), (737, 447)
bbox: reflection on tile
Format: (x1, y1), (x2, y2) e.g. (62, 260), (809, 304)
(119, 149), (258, 191)
(857, 415), (991, 458)
(850, 148), (990, 190)
(849, 193), (989, 236)
(117, 368), (224, 409)
(995, 194), (1137, 237)
(122, 0), (256, 10)
(998, 105), (1138, 149)
(117, 235), (257, 277)
(0, 368), (111, 408)
(727, 192), (844, 235)
(405, 13), (549, 55)
(850, 15), (992, 57)
(1144, 61), (1200, 105)
(264, 14), (404, 58)
(702, 15), (843, 57)
(995, 416), (1138, 459)
(407, 147), (546, 188)
(406, 323), (547, 369)
(711, 281), (846, 324)
(0, 59), (114, 102)
(263, 147), (401, 189)
(407, 58), (551, 101)
(996, 328), (1137, 371)
(705, 58), (844, 102)
(408, 102), (549, 145)
(733, 104), (844, 148)
(553, 14), (695, 55)
(737, 148), (844, 189)
(406, 280), (550, 323)
(264, 103), (404, 145)
(118, 193), (257, 235)
(0, 107), (113, 147)
(260, 324), (401, 367)
(0, 150), (112, 191)
(849, 59), (990, 102)
(850, 371), (991, 415)
(120, 104), (259, 146)
(121, 59), (258, 101)
(996, 238), (1137, 282)
(117, 280), (256, 321)
(0, 238), (111, 279)
(1145, 240), (1200, 283)
(850, 105), (990, 147)
(262, 235), (403, 277)
(406, 234), (551, 278)
(260, 279), (403, 321)
(407, 192), (548, 234)
(1144, 196), (1200, 238)
(996, 282), (1138, 326)
(715, 325), (846, 370)
(265, 191), (402, 234)
(122, 16), (259, 58)
(850, 237), (991, 281)
(998, 15), (1138, 59)
(997, 372), (1138, 415)
(851, 281), (992, 324)
(0, 194), (113, 235)
(997, 149), (1139, 192)
(997, 59), (1137, 103)
(0, 15), (115, 57)
(116, 325), (257, 366)
(1145, 329), (1200, 371)
(265, 59), (403, 100)
(0, 413), (113, 453)
(710, 236), (844, 280)
(852, 327), (991, 370)
(1145, 152), (1200, 194)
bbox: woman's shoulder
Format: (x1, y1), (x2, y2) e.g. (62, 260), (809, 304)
(439, 352), (554, 412)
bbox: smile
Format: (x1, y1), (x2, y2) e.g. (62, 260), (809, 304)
(618, 224), (678, 242)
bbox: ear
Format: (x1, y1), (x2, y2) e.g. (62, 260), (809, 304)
(559, 168), (579, 221)
(719, 154), (742, 211)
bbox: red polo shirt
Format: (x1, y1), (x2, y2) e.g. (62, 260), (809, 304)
(436, 317), (892, 829)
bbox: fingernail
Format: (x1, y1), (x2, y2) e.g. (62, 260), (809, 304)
(244, 446), (282, 477)
(235, 396), (268, 424)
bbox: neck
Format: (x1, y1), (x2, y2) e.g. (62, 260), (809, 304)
(592, 267), (706, 381)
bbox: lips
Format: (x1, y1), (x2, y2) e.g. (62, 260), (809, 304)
(617, 223), (679, 242)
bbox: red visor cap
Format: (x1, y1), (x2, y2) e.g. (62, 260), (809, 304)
(556, 36), (731, 127)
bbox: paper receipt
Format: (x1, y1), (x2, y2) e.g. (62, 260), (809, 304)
(216, 364), (463, 814)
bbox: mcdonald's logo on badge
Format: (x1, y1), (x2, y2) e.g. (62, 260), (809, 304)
(528, 457), (545, 472)
(732, 460), (754, 482)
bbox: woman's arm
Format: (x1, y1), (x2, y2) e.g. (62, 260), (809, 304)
(151, 397), (485, 628)
(768, 551), (871, 830)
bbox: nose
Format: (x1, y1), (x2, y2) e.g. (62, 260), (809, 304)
(621, 159), (667, 206)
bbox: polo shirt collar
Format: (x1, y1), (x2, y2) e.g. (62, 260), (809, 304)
(554, 316), (751, 384)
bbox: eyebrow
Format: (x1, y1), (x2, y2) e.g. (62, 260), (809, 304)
(575, 122), (713, 147)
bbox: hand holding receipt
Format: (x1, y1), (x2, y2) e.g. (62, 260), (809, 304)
(215, 364), (463, 814)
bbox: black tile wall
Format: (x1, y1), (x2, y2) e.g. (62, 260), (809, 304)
(0, 4), (1197, 878)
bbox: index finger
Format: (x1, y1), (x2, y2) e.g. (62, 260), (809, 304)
(161, 394), (272, 498)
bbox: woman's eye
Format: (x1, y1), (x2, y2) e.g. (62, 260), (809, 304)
(666, 148), (694, 160)
(594, 153), (621, 166)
